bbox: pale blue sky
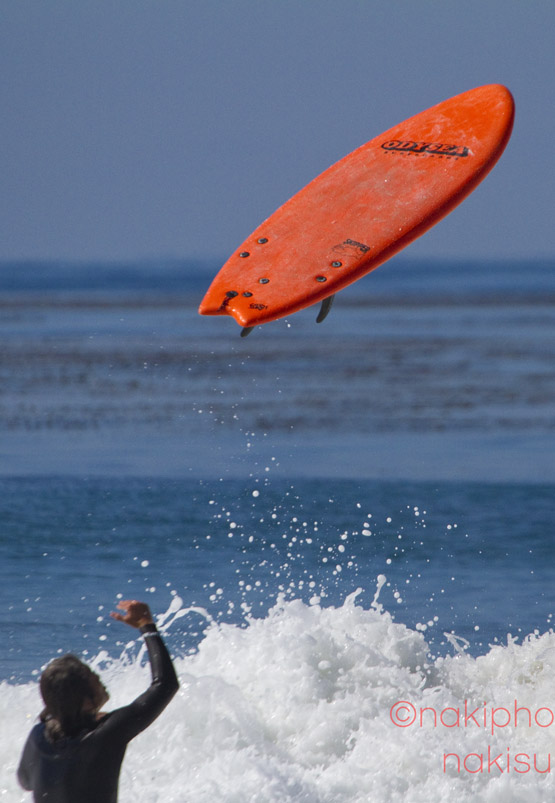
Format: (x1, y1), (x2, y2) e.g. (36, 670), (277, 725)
(1, 0), (554, 264)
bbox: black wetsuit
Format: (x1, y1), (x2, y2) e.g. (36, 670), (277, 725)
(17, 624), (179, 803)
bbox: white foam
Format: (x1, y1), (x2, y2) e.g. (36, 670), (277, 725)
(4, 588), (555, 801)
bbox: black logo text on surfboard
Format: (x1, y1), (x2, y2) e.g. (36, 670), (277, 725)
(381, 140), (470, 158)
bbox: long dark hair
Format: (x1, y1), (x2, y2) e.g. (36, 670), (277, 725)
(39, 655), (102, 741)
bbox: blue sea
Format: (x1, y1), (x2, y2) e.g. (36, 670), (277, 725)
(1, 257), (555, 801)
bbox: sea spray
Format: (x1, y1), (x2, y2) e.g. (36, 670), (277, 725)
(4, 587), (555, 802)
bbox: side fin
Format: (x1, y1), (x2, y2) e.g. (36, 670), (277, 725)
(241, 326), (254, 338)
(316, 294), (335, 323)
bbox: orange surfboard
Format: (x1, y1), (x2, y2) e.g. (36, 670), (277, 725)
(199, 84), (514, 335)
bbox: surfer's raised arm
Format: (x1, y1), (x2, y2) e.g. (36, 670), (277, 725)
(18, 599), (179, 803)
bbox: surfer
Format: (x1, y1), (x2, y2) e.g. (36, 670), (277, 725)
(17, 599), (179, 802)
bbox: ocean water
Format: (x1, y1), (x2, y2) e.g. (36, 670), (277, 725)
(1, 257), (555, 801)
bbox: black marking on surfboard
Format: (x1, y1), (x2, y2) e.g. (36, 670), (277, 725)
(381, 140), (470, 158)
(219, 291), (238, 311)
(316, 294), (335, 323)
(331, 240), (370, 257)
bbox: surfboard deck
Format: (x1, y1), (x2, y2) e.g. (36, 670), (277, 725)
(199, 84), (514, 332)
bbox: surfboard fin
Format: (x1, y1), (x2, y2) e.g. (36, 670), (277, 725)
(316, 294), (335, 323)
(241, 326), (254, 338)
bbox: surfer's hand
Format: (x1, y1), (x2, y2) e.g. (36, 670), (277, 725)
(110, 600), (154, 629)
